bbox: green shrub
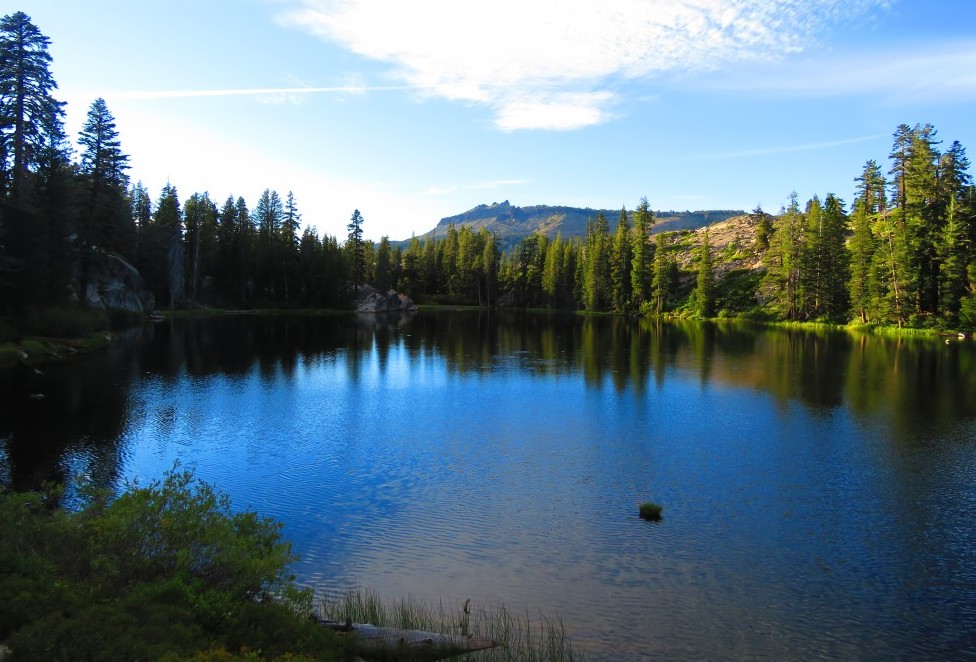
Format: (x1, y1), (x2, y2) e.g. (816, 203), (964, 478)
(960, 294), (976, 330)
(0, 471), (584, 661)
(22, 305), (109, 338)
(639, 502), (663, 521)
(0, 469), (340, 661)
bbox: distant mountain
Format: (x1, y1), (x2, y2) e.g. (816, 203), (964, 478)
(402, 200), (745, 250)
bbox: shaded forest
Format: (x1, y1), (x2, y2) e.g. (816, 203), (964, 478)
(1, 11), (974, 331)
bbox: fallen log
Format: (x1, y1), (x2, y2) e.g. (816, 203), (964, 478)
(314, 615), (499, 661)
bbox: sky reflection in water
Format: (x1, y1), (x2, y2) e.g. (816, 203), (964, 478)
(2, 313), (976, 659)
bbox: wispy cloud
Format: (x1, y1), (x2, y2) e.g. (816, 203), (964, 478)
(699, 39), (976, 102)
(86, 85), (424, 102)
(277, 0), (889, 131)
(423, 179), (529, 196)
(706, 134), (888, 160)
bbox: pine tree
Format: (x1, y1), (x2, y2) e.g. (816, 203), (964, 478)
(763, 193), (805, 321)
(848, 162), (886, 323)
(799, 194), (848, 321)
(630, 197), (653, 308)
(583, 213), (611, 311)
(215, 195), (238, 302)
(886, 123), (942, 320)
(935, 141), (973, 324)
(610, 206), (631, 311)
(0, 12), (69, 308)
(542, 232), (563, 307)
(346, 209), (366, 293)
(130, 182), (152, 232)
(183, 193), (217, 305)
(693, 229), (715, 318)
(278, 191), (301, 299)
(26, 118), (74, 305)
(480, 230), (499, 307)
(252, 189), (283, 299)
(753, 204), (773, 251)
(235, 196), (256, 302)
(77, 98), (132, 256)
(650, 233), (674, 315)
(374, 236), (394, 292)
(281, 191), (301, 252)
(800, 195), (824, 319)
(848, 199), (876, 324)
(819, 194), (850, 321)
(904, 124), (941, 316)
(0, 11), (65, 201)
(136, 184), (183, 308)
(938, 196), (971, 325)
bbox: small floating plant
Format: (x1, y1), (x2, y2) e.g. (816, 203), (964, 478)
(639, 501), (663, 521)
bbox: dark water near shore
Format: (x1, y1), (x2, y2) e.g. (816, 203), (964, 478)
(2, 312), (976, 660)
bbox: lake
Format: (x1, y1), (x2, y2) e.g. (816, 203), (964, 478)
(2, 312), (976, 660)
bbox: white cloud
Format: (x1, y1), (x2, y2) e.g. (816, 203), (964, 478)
(494, 93), (616, 132)
(277, 0), (888, 130)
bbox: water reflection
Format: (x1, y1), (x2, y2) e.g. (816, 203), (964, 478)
(3, 313), (976, 494)
(2, 312), (975, 659)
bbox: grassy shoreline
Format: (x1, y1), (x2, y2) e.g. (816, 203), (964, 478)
(2, 304), (967, 370)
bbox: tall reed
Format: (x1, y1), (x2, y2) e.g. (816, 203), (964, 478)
(319, 587), (588, 661)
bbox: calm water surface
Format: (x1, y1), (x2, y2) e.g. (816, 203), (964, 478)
(2, 312), (976, 660)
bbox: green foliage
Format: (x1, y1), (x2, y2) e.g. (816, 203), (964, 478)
(610, 207), (632, 311)
(77, 97), (133, 257)
(715, 269), (762, 317)
(0, 469), (342, 661)
(3, 11), (975, 333)
(346, 209), (366, 291)
(960, 294), (976, 330)
(630, 197), (654, 308)
(693, 229), (716, 318)
(22, 305), (110, 338)
(753, 205), (773, 251)
(762, 193), (805, 321)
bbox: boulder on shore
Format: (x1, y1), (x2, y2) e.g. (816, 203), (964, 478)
(353, 285), (417, 313)
(76, 249), (156, 314)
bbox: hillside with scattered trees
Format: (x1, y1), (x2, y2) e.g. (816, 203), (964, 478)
(419, 200), (743, 252)
(1, 11), (975, 333)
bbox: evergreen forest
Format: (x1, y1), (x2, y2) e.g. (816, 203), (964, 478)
(2, 11), (975, 333)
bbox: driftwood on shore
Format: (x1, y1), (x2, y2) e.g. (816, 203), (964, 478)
(314, 615), (499, 661)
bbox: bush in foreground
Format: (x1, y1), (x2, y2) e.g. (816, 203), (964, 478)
(0, 470), (586, 661)
(0, 470), (344, 661)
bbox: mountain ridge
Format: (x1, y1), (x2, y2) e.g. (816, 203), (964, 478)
(399, 200), (745, 249)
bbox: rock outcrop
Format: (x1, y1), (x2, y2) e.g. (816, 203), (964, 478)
(77, 250), (156, 314)
(353, 285), (417, 313)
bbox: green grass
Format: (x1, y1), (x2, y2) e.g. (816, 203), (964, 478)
(321, 587), (588, 661)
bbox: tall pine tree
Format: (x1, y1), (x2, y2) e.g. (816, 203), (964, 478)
(630, 197), (653, 309)
(77, 98), (132, 256)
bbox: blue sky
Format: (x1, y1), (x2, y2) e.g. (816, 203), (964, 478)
(20, 0), (976, 241)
